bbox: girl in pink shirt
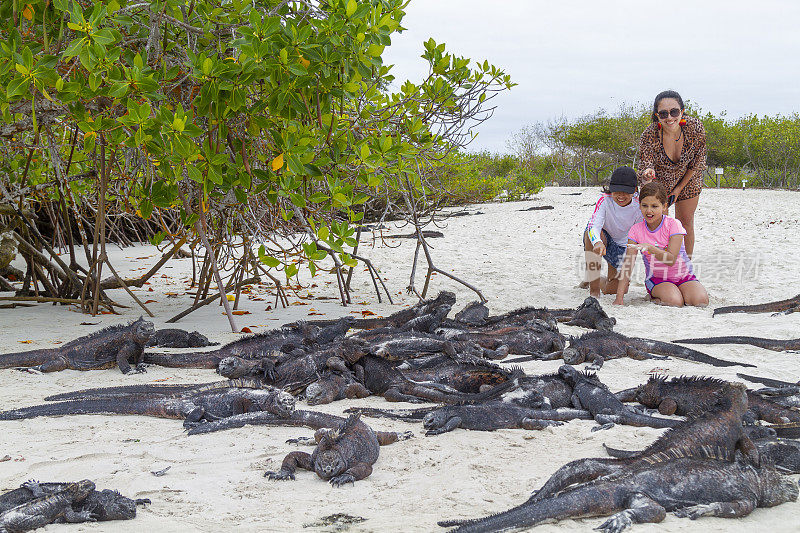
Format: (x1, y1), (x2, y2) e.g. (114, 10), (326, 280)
(614, 182), (708, 307)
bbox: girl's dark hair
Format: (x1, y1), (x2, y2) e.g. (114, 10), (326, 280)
(639, 182), (668, 205)
(651, 90), (685, 122)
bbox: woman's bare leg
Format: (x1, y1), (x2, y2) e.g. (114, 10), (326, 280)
(651, 282), (684, 307)
(674, 195), (700, 258)
(678, 280), (708, 307)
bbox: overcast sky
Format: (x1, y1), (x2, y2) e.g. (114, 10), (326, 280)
(382, 0), (800, 153)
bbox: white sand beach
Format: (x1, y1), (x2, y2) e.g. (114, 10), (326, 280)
(1, 186), (799, 532)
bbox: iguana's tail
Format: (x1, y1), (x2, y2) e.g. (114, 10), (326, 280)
(0, 398), (188, 420)
(633, 338), (755, 368)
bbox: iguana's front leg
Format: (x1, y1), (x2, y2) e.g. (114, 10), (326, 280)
(63, 508), (96, 524)
(595, 493), (666, 532)
(264, 451), (313, 480)
(425, 416), (461, 436)
(674, 499), (757, 519)
(117, 343), (145, 374)
(736, 436), (761, 466)
(330, 462), (373, 487)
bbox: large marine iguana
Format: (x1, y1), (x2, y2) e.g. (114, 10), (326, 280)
(0, 479), (97, 531)
(438, 456), (798, 533)
(0, 480), (149, 521)
(0, 317), (154, 374)
(674, 335), (800, 351)
(506, 330), (752, 369)
(146, 328), (218, 348)
(444, 297), (615, 332)
(713, 294), (800, 316)
(142, 317), (352, 369)
(186, 410), (411, 486)
(604, 433), (800, 475)
(556, 365), (680, 430)
(526, 380), (759, 505)
(41, 377), (270, 402)
(618, 375), (800, 424)
(0, 384), (296, 429)
(345, 403), (590, 435)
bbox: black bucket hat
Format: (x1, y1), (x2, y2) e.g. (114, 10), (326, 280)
(609, 166), (637, 194)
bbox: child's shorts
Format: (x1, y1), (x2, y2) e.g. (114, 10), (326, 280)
(645, 273), (698, 295)
(598, 229), (626, 270)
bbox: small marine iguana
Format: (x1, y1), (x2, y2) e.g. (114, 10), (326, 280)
(0, 317), (154, 374)
(443, 321), (566, 356)
(143, 318), (353, 369)
(674, 335), (800, 351)
(355, 355), (521, 404)
(216, 336), (367, 393)
(557, 365), (680, 430)
(712, 294), (800, 316)
(438, 456), (798, 533)
(526, 380), (759, 504)
(345, 403), (590, 435)
(294, 291), (457, 330)
(0, 480), (149, 521)
(146, 328), (218, 348)
(304, 370), (371, 406)
(0, 385), (296, 429)
(507, 330), (752, 369)
(187, 410), (412, 486)
(618, 375), (800, 424)
(0, 479), (97, 531)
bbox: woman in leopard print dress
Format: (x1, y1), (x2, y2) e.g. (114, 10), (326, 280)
(637, 90), (706, 258)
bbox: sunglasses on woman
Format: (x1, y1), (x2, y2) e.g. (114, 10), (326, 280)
(657, 108), (682, 119)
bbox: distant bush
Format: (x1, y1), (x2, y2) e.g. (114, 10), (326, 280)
(432, 151), (546, 205)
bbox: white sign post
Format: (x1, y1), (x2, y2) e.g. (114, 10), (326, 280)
(715, 167), (723, 188)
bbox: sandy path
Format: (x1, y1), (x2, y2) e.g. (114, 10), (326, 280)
(1, 187), (799, 532)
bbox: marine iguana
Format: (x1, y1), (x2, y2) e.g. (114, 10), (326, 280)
(713, 294), (800, 316)
(0, 317), (154, 374)
(0, 385), (296, 429)
(216, 337), (368, 393)
(294, 291), (458, 330)
(618, 375), (800, 424)
(557, 365), (680, 430)
(438, 456), (798, 533)
(0, 480), (149, 521)
(187, 410), (411, 486)
(142, 317), (352, 369)
(304, 370), (371, 406)
(0, 479), (97, 531)
(506, 330), (752, 369)
(355, 355), (521, 404)
(444, 297), (614, 332)
(442, 321), (566, 356)
(604, 434), (800, 475)
(41, 377), (270, 402)
(146, 328), (218, 348)
(525, 379), (759, 505)
(673, 335), (800, 351)
(345, 403), (590, 435)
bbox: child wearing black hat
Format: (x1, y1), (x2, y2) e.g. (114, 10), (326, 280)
(582, 166), (642, 297)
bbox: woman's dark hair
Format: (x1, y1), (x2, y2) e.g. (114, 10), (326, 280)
(639, 181), (668, 205)
(651, 90), (685, 122)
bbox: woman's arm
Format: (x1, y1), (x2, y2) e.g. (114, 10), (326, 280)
(636, 234), (683, 266)
(637, 129), (656, 183)
(613, 242), (639, 305)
